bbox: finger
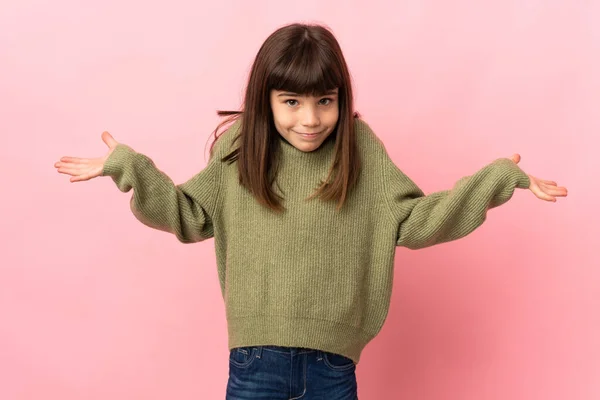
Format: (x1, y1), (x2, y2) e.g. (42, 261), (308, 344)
(57, 167), (89, 176)
(55, 161), (87, 169)
(537, 192), (557, 202)
(510, 153), (521, 164)
(59, 157), (91, 164)
(540, 179), (558, 186)
(539, 180), (567, 191)
(540, 184), (568, 197)
(70, 165), (102, 182)
(70, 172), (95, 182)
(102, 131), (119, 149)
(534, 186), (558, 202)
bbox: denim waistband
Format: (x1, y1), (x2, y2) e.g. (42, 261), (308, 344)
(259, 345), (317, 355)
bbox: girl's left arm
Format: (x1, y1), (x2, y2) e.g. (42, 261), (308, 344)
(383, 154), (567, 250)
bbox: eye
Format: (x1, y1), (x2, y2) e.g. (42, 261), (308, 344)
(319, 98), (334, 106)
(285, 99), (299, 107)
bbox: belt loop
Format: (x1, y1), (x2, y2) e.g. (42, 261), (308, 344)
(255, 346), (263, 359)
(316, 350), (323, 361)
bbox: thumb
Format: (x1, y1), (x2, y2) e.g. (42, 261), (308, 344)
(509, 153), (521, 164)
(101, 131), (119, 149)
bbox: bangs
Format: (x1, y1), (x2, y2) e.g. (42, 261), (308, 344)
(268, 40), (343, 96)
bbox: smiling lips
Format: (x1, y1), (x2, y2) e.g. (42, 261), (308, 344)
(296, 130), (323, 140)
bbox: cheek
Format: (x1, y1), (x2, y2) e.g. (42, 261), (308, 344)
(273, 109), (295, 128)
(325, 108), (339, 126)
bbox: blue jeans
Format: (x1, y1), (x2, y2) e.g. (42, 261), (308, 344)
(226, 345), (358, 399)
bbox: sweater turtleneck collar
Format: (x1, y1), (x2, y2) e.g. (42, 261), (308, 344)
(277, 132), (337, 163)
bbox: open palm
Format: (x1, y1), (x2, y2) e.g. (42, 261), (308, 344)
(54, 131), (119, 183)
(509, 154), (568, 202)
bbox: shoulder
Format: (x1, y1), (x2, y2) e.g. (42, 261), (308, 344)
(211, 118), (242, 159)
(353, 117), (388, 157)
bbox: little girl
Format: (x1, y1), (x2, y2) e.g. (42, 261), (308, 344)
(54, 23), (567, 400)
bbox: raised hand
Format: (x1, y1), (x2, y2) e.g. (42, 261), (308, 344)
(54, 131), (119, 183)
(509, 154), (568, 202)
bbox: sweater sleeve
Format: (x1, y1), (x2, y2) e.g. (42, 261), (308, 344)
(101, 142), (225, 243)
(382, 154), (531, 250)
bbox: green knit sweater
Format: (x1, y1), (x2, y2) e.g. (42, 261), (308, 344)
(102, 118), (530, 364)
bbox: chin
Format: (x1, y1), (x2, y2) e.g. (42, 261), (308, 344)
(296, 142), (320, 152)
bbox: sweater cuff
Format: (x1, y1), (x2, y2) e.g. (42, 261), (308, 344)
(101, 144), (136, 177)
(494, 158), (531, 190)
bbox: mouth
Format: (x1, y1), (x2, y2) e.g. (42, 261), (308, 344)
(294, 130), (324, 138)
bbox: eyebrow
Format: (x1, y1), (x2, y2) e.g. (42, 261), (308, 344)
(277, 90), (339, 97)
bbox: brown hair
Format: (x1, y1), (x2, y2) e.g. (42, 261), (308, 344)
(210, 23), (361, 213)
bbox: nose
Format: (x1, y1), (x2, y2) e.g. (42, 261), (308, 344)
(300, 105), (320, 127)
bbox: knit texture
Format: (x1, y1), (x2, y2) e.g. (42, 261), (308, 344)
(102, 118), (530, 364)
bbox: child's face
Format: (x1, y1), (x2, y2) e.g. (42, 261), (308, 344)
(269, 88), (339, 152)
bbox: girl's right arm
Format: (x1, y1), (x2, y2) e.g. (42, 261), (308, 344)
(54, 132), (222, 243)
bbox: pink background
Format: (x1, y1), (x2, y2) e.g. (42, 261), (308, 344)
(1, 1), (598, 399)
